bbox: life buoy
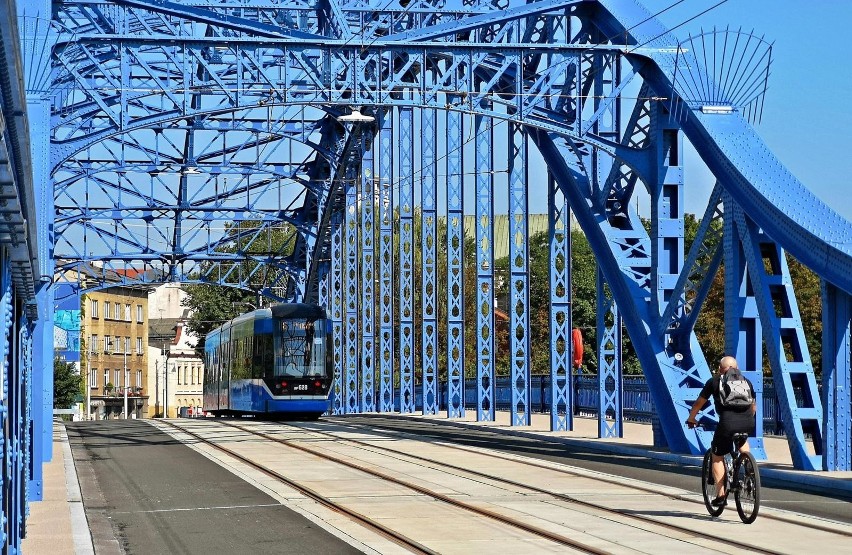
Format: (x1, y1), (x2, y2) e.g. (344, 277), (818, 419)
(572, 328), (584, 369)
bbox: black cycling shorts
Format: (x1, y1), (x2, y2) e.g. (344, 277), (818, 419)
(710, 412), (755, 456)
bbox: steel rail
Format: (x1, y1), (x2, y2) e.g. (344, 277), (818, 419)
(157, 419), (438, 555)
(329, 418), (852, 539)
(210, 420), (615, 555)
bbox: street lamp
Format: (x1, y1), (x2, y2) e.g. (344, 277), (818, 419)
(163, 342), (169, 418)
(337, 107), (375, 124)
(123, 349), (128, 419)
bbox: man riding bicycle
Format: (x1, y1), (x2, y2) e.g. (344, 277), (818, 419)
(686, 355), (756, 507)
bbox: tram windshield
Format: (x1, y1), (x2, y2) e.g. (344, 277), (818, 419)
(273, 318), (328, 378)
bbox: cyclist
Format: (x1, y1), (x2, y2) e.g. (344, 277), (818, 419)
(686, 355), (756, 507)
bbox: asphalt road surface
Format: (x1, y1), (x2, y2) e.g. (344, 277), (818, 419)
(67, 420), (362, 555)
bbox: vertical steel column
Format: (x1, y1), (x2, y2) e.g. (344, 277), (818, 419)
(475, 114), (495, 422)
(446, 108), (465, 418)
(344, 156), (360, 413)
(651, 119), (683, 348)
(421, 108), (438, 415)
(7, 279), (21, 553)
(732, 207), (822, 470)
(723, 194), (767, 459)
(378, 114), (395, 413)
(398, 108), (415, 413)
(0, 252), (11, 547)
(508, 124), (530, 426)
(20, 316), (32, 533)
(649, 115), (683, 449)
(592, 51), (623, 439)
(821, 281), (851, 471)
(21, 0), (54, 503)
(330, 210), (344, 415)
(548, 174), (572, 431)
(26, 94), (51, 501)
(360, 140), (376, 412)
(597, 271), (623, 437)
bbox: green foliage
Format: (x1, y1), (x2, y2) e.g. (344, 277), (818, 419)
(53, 357), (82, 409)
(182, 220), (297, 353)
(182, 284), (256, 353)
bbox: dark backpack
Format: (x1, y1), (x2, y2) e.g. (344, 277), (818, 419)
(717, 368), (754, 407)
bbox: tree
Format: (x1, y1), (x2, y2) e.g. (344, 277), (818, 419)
(182, 220), (297, 353)
(54, 357), (81, 409)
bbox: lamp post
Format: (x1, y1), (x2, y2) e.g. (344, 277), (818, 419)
(86, 345), (92, 421)
(155, 359), (160, 417)
(163, 342), (169, 418)
(123, 349), (128, 419)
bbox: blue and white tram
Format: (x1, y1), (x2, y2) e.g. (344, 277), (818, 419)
(203, 303), (332, 418)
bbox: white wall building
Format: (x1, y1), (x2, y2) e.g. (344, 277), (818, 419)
(147, 284), (204, 417)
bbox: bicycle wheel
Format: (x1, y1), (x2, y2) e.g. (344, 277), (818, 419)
(734, 452), (760, 523)
(701, 450), (725, 517)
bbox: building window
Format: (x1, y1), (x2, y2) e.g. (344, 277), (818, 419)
(115, 303), (121, 320)
(125, 337), (131, 354)
(91, 299), (99, 318)
(137, 304), (143, 323)
(104, 370), (109, 388)
(105, 335), (112, 353)
(183, 366), (189, 385)
(104, 302), (111, 319)
(136, 370), (142, 389)
(177, 366), (182, 385)
(90, 368), (97, 388)
(114, 369), (121, 388)
(136, 337), (143, 354)
(125, 304), (131, 321)
(91, 334), (98, 354)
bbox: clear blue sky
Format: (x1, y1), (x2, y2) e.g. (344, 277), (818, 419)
(642, 0), (852, 220)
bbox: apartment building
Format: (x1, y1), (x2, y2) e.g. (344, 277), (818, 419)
(147, 284), (204, 418)
(83, 286), (149, 419)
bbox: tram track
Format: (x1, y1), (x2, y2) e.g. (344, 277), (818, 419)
(254, 420), (796, 555)
(158, 419), (439, 555)
(208, 418), (788, 554)
(210, 420), (622, 554)
(327, 417), (852, 538)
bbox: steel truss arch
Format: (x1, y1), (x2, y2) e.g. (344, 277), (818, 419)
(43, 0), (852, 472)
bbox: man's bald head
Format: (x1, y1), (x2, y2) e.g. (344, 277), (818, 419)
(719, 356), (738, 373)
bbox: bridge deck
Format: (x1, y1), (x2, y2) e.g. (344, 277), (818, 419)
(24, 415), (851, 554)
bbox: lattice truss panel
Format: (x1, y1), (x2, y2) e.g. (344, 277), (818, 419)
(45, 0), (852, 466)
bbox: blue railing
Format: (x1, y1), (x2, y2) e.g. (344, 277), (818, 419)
(379, 374), (795, 437)
(333, 373), (798, 437)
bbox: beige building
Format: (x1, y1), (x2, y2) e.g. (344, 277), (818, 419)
(147, 284), (204, 418)
(82, 286), (150, 419)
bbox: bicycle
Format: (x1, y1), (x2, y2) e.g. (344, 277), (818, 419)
(690, 423), (761, 523)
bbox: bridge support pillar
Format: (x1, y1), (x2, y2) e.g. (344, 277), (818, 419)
(821, 281), (851, 471)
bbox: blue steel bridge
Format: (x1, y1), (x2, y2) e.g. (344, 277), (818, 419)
(1, 0), (851, 548)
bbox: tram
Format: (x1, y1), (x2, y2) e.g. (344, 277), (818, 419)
(203, 303), (332, 418)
